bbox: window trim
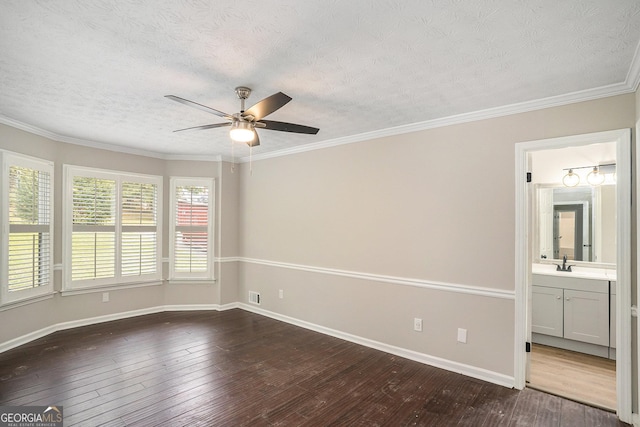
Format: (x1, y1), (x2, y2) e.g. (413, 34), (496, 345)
(63, 165), (163, 291)
(169, 177), (215, 281)
(0, 151), (54, 305)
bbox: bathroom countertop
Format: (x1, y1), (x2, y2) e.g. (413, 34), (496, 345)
(532, 263), (617, 282)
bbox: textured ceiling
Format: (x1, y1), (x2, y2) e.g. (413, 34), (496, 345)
(1, 0), (640, 161)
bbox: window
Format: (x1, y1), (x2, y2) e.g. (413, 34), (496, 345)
(64, 166), (162, 290)
(1, 152), (54, 304)
(121, 181), (158, 277)
(169, 178), (214, 280)
(71, 176), (116, 281)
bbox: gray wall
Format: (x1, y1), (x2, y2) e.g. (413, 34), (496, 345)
(0, 92), (637, 396)
(634, 88), (640, 413)
(0, 124), (239, 344)
(237, 93), (637, 381)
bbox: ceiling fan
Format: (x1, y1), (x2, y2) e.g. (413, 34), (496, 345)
(165, 87), (320, 147)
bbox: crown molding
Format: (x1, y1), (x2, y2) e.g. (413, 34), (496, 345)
(2, 57), (639, 165)
(625, 39), (640, 92)
(0, 115), (167, 159)
(0, 115), (223, 162)
(162, 153), (223, 162)
(239, 80), (637, 163)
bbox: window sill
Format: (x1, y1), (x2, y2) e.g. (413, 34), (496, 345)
(167, 279), (217, 285)
(61, 280), (162, 296)
(0, 291), (56, 311)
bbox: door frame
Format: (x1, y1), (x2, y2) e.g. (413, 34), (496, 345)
(514, 128), (632, 423)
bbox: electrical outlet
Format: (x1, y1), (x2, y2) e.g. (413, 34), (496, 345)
(457, 328), (467, 343)
(102, 292), (109, 303)
(413, 318), (422, 332)
(278, 289), (284, 299)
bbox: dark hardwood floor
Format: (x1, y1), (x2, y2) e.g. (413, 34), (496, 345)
(0, 309), (629, 426)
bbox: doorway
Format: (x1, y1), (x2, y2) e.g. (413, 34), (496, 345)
(514, 129), (632, 423)
(529, 343), (616, 409)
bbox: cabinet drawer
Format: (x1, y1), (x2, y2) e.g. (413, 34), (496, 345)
(532, 274), (608, 293)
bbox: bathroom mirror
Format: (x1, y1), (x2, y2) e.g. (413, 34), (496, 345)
(536, 184), (616, 264)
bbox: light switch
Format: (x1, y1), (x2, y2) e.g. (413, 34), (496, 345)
(457, 328), (467, 343)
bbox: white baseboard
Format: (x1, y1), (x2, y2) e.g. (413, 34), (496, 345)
(218, 302), (241, 311)
(163, 304), (221, 311)
(59, 307), (167, 331)
(0, 302), (515, 390)
(237, 303), (515, 389)
(0, 303), (236, 353)
(0, 325), (60, 354)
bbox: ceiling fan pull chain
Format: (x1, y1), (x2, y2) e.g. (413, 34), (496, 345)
(231, 141), (235, 173)
(250, 145), (253, 175)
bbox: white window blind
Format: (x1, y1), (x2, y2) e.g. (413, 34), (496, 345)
(64, 166), (162, 290)
(121, 181), (157, 277)
(170, 178), (214, 279)
(8, 167), (51, 291)
(71, 177), (116, 281)
(2, 152), (54, 305)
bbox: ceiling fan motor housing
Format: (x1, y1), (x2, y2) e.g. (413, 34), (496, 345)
(235, 86), (251, 100)
(235, 86), (252, 113)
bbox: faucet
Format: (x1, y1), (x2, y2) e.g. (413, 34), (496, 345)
(556, 255), (573, 272)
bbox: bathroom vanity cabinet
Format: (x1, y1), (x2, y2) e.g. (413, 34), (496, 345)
(532, 273), (614, 358)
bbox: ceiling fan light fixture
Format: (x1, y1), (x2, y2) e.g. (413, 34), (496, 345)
(229, 121), (254, 143)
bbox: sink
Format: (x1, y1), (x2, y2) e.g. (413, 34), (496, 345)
(532, 263), (616, 281)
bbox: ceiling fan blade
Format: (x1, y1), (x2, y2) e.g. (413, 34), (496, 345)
(173, 122), (231, 132)
(258, 120), (319, 135)
(243, 92), (292, 121)
(165, 95), (233, 120)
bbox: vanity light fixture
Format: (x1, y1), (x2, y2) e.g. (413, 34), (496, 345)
(586, 166), (605, 186)
(562, 169), (580, 187)
(561, 163), (615, 187)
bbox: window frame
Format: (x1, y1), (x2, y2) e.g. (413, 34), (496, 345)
(169, 177), (215, 281)
(63, 165), (163, 291)
(0, 151), (54, 305)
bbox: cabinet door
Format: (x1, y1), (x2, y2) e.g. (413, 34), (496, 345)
(532, 286), (563, 337)
(564, 289), (609, 346)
